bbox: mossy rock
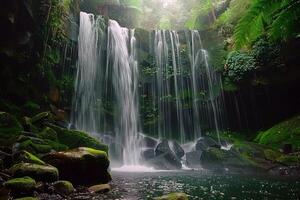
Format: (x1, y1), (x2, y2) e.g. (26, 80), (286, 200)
(10, 163), (59, 182)
(17, 138), (68, 155)
(38, 127), (58, 141)
(14, 197), (38, 200)
(13, 150), (45, 165)
(154, 192), (189, 200)
(0, 112), (23, 145)
(22, 116), (39, 133)
(4, 176), (36, 192)
(47, 124), (108, 153)
(31, 112), (54, 124)
(255, 115), (300, 151)
(264, 149), (282, 161)
(276, 155), (300, 165)
(43, 147), (111, 185)
(52, 180), (74, 195)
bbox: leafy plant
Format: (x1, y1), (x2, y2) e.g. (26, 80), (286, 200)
(224, 51), (258, 82)
(234, 0), (300, 48)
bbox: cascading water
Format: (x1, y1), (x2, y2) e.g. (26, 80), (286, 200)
(71, 12), (105, 136)
(107, 20), (141, 166)
(72, 12), (227, 169)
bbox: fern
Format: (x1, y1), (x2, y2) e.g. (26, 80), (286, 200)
(234, 0), (300, 49)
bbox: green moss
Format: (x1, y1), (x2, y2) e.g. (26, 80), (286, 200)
(255, 115), (300, 150)
(14, 197), (38, 200)
(48, 124), (108, 153)
(155, 192), (188, 200)
(4, 176), (36, 191)
(264, 149), (282, 161)
(19, 139), (68, 154)
(53, 180), (74, 195)
(14, 151), (45, 165)
(31, 112), (53, 124)
(276, 155), (300, 165)
(10, 163), (59, 182)
(39, 127), (58, 141)
(0, 112), (23, 138)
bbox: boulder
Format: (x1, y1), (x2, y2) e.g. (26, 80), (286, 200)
(4, 176), (36, 195)
(52, 180), (74, 195)
(46, 124), (108, 153)
(13, 150), (45, 165)
(141, 148), (155, 160)
(153, 140), (182, 170)
(195, 137), (220, 151)
(200, 147), (227, 170)
(14, 197), (38, 200)
(169, 141), (185, 159)
(154, 192), (189, 200)
(88, 184), (111, 193)
(185, 150), (202, 169)
(43, 147), (111, 185)
(38, 127), (58, 141)
(141, 135), (158, 148)
(9, 163), (58, 182)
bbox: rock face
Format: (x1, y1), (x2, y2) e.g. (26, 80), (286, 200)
(154, 192), (189, 200)
(43, 147), (111, 185)
(9, 163), (59, 182)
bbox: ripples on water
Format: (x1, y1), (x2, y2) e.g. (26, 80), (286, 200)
(109, 170), (300, 200)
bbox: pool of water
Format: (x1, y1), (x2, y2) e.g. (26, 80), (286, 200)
(109, 170), (300, 200)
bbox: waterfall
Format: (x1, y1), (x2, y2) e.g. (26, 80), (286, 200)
(71, 12), (105, 136)
(107, 20), (140, 165)
(72, 12), (226, 168)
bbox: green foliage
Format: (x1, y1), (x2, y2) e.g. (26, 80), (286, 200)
(234, 0), (300, 48)
(255, 115), (300, 151)
(215, 0), (252, 28)
(251, 37), (283, 69)
(224, 51), (258, 82)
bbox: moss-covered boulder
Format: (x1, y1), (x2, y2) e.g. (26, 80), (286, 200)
(0, 112), (23, 145)
(255, 115), (300, 151)
(14, 197), (38, 200)
(4, 176), (36, 194)
(13, 151), (45, 165)
(10, 163), (58, 182)
(38, 127), (58, 141)
(16, 138), (68, 155)
(43, 147), (111, 185)
(52, 180), (74, 195)
(154, 192), (189, 200)
(47, 124), (108, 153)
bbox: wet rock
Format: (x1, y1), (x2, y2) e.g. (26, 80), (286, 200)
(9, 163), (58, 182)
(52, 180), (75, 195)
(186, 150), (202, 168)
(154, 192), (188, 200)
(200, 147), (227, 169)
(43, 147), (111, 185)
(141, 135), (158, 148)
(4, 176), (36, 195)
(195, 137), (220, 151)
(13, 150), (45, 165)
(39, 127), (58, 141)
(152, 139), (182, 170)
(169, 140), (185, 159)
(88, 184), (111, 193)
(141, 148), (155, 160)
